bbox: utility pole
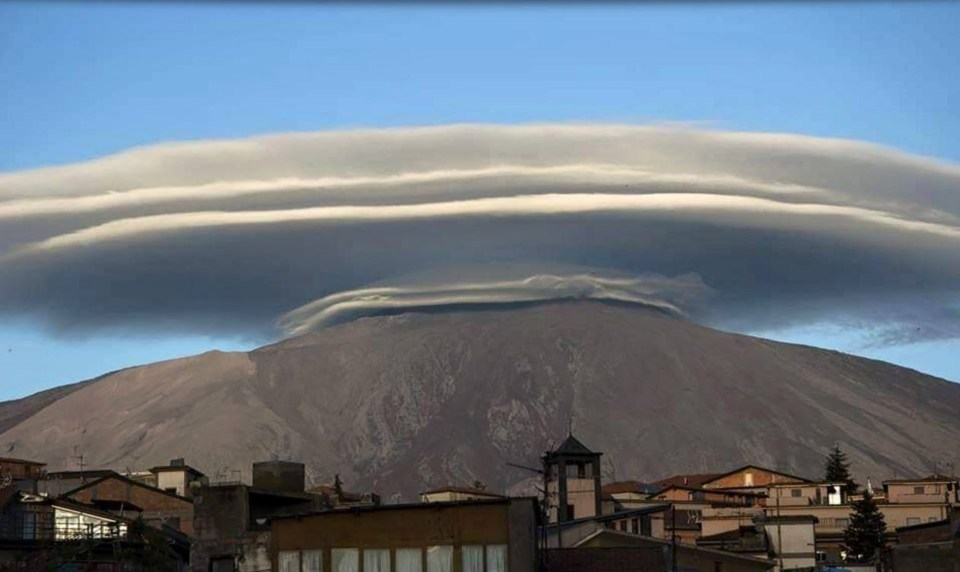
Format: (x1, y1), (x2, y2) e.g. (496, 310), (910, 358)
(671, 506), (677, 572)
(776, 487), (784, 571)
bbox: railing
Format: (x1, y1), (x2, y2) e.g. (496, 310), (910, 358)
(0, 521), (126, 541)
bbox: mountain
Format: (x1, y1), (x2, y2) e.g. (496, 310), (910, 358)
(2, 301), (959, 500)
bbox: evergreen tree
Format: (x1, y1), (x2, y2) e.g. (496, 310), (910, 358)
(334, 473), (344, 499)
(842, 489), (887, 563)
(824, 444), (859, 495)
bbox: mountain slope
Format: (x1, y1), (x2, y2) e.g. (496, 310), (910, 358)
(2, 301), (959, 499)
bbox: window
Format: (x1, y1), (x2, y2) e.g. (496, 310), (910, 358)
(332, 548), (359, 572)
(364, 549), (390, 572)
(210, 557), (236, 572)
(640, 516), (652, 536)
(397, 549), (422, 572)
(427, 545), (452, 572)
(577, 463), (586, 479)
(744, 473), (753, 487)
(463, 545), (483, 572)
(906, 517), (921, 525)
(486, 545), (507, 572)
(791, 489), (802, 497)
(279, 551), (301, 572)
(303, 550), (322, 572)
(913, 486), (925, 495)
(631, 518), (638, 534)
(618, 520), (626, 532)
(566, 505), (575, 520)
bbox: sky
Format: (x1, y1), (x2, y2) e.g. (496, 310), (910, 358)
(1, 1), (959, 399)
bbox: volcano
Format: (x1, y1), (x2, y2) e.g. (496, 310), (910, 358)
(2, 300), (958, 500)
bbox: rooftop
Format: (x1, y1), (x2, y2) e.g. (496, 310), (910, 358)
(420, 486), (504, 497)
(883, 474), (960, 485)
(649, 473), (721, 490)
(601, 481), (656, 495)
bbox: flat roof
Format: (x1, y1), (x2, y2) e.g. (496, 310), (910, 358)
(271, 496), (537, 522)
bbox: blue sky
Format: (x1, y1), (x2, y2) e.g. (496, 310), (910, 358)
(2, 1), (959, 398)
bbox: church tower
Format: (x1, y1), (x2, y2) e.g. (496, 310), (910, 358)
(542, 434), (602, 524)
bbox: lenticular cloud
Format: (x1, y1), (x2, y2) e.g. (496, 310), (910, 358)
(0, 123), (958, 341)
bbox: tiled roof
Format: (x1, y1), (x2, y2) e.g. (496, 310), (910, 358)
(601, 481), (656, 495)
(649, 473), (721, 490)
(554, 434), (595, 455)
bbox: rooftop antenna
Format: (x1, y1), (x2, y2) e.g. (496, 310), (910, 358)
(72, 446), (86, 483)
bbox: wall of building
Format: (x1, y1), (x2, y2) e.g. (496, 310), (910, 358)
(67, 476), (194, 535)
(272, 500), (537, 572)
(191, 484), (251, 572)
(701, 507), (763, 537)
(156, 471), (189, 497)
(761, 521), (816, 571)
(886, 482), (957, 504)
(421, 491), (502, 503)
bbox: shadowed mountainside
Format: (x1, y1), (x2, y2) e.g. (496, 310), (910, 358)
(2, 300), (959, 500)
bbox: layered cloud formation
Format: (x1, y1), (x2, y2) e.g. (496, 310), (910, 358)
(1, 124), (958, 343)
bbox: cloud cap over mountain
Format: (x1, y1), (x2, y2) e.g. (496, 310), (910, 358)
(1, 124), (958, 342)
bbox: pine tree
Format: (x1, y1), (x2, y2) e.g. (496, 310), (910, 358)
(824, 444), (859, 496)
(842, 489), (887, 563)
(334, 473), (344, 500)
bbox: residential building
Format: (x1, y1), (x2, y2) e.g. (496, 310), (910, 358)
(271, 497), (539, 572)
(0, 458), (46, 493)
(542, 434), (602, 524)
(60, 471), (196, 535)
(701, 466), (811, 495)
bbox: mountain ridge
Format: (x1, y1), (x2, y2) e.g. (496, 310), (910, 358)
(2, 300), (958, 499)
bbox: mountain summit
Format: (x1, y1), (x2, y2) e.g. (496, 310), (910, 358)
(2, 301), (958, 499)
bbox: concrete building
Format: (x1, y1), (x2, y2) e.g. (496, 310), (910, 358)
(271, 497), (540, 572)
(191, 461), (329, 572)
(420, 486), (505, 504)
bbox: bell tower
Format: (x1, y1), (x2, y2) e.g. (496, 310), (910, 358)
(542, 433), (602, 523)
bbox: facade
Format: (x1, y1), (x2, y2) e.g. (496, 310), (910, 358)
(883, 474), (960, 506)
(420, 486), (505, 504)
(271, 497), (540, 572)
(757, 515), (817, 571)
(542, 435), (602, 524)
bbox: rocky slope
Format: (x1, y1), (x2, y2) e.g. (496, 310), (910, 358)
(2, 301), (959, 500)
